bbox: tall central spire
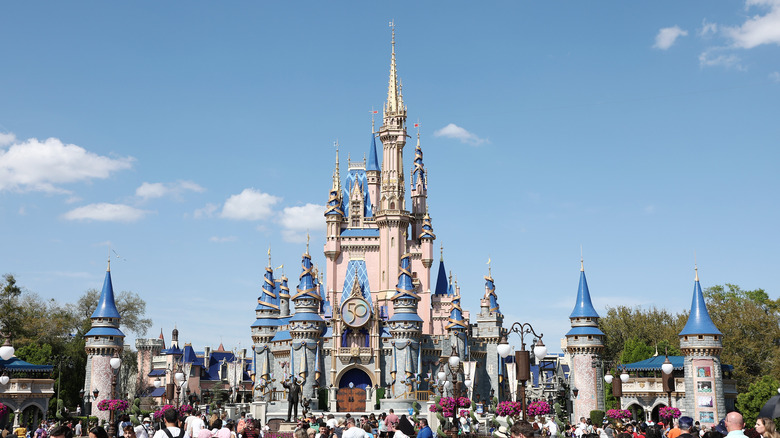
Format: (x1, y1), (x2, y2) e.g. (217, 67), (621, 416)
(385, 20), (403, 115)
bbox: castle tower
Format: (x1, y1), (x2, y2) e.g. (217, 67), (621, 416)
(679, 267), (724, 426)
(366, 130), (380, 213)
(135, 336), (164, 397)
(279, 274), (291, 317)
(84, 259), (125, 424)
(289, 247), (325, 398)
(376, 23), (411, 293)
(565, 259), (605, 420)
(474, 267), (504, 402)
(251, 251), (281, 399)
(410, 133), (428, 237)
(388, 253), (422, 398)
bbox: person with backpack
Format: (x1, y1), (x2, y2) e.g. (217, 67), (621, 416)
(153, 409), (190, 438)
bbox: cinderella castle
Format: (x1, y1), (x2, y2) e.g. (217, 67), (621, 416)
(80, 24), (732, 428)
(250, 24), (507, 413)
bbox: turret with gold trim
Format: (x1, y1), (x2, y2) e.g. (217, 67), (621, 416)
(388, 252), (422, 398)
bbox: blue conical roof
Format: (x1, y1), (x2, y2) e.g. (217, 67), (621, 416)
(367, 133), (380, 172)
(256, 266), (280, 311)
(446, 294), (467, 330)
(569, 269), (600, 318)
(392, 253), (418, 300)
(293, 252), (321, 301)
(92, 269), (121, 319)
(485, 275), (501, 314)
(434, 259), (448, 295)
(679, 275), (722, 336)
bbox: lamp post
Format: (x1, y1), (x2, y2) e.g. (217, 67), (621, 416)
(497, 322), (547, 420)
(603, 364), (629, 409)
(661, 349), (675, 408)
(154, 361), (185, 407)
(108, 352), (122, 438)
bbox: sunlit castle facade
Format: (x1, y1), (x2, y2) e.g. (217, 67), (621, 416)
(249, 27), (514, 413)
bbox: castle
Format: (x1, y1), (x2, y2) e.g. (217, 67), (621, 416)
(249, 25), (507, 412)
(80, 25), (732, 427)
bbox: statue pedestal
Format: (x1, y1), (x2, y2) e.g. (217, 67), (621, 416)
(250, 401), (268, 426)
(278, 422), (297, 432)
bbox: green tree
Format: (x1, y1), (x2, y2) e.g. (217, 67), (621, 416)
(15, 342), (53, 365)
(599, 305), (686, 366)
(0, 274), (24, 337)
(735, 375), (780, 426)
(620, 337), (654, 364)
(704, 284), (780, 392)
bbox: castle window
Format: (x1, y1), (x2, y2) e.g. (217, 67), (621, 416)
(587, 336), (592, 340)
(574, 336), (579, 340)
(698, 335), (703, 340)
(714, 336), (719, 340)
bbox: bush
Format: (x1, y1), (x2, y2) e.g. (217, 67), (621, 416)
(590, 410), (605, 427)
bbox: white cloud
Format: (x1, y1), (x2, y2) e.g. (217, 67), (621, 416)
(220, 188), (281, 220)
(0, 132), (16, 146)
(653, 26), (689, 50)
(770, 71), (780, 81)
(136, 180), (205, 200)
(194, 203), (219, 219)
(0, 134), (133, 193)
(278, 203), (325, 243)
(433, 123), (488, 146)
(63, 203), (151, 222)
(699, 19), (718, 37)
(209, 236), (237, 243)
(725, 0), (780, 48)
(698, 50), (744, 69)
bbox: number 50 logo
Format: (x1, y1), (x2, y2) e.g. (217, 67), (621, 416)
(341, 297), (371, 328)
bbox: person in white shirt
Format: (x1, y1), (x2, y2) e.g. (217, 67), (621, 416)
(185, 411), (205, 438)
(152, 410), (191, 438)
(342, 419), (365, 438)
(544, 418), (558, 437)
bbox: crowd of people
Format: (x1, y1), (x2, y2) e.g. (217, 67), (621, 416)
(2, 409), (776, 438)
(557, 412), (779, 438)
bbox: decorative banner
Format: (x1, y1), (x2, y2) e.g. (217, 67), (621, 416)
(505, 359), (518, 402)
(692, 358), (719, 427)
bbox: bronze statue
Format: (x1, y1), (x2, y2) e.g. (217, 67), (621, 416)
(283, 377), (302, 422)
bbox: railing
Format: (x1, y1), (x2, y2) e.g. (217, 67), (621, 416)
(414, 390), (433, 401)
(268, 389), (288, 401)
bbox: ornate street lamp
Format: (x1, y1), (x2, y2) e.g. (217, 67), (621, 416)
(661, 349), (675, 408)
(0, 335), (15, 361)
(497, 322), (546, 420)
(108, 351), (122, 438)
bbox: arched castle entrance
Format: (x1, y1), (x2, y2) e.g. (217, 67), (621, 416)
(336, 365), (374, 412)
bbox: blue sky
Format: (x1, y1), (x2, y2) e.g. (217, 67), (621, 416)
(1, 1), (778, 353)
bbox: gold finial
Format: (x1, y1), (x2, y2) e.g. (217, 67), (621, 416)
(440, 243), (444, 261)
(580, 245), (584, 272)
(107, 244), (111, 272)
(694, 251), (699, 281)
(268, 246), (272, 267)
(487, 257), (492, 277)
(306, 232), (310, 255)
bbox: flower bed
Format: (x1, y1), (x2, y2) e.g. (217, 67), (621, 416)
(606, 409), (632, 421)
(97, 399), (129, 412)
(659, 407), (681, 421)
(527, 401), (551, 417)
(496, 401), (523, 418)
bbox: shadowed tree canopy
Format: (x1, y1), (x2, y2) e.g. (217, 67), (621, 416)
(598, 305), (686, 366)
(72, 288), (153, 336)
